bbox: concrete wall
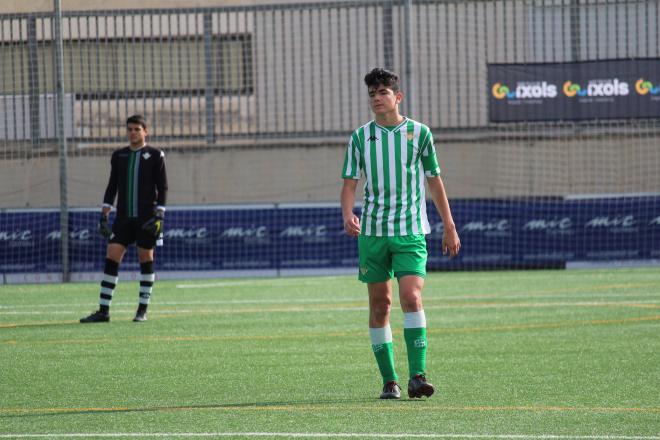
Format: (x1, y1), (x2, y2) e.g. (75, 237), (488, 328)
(2, 138), (658, 209)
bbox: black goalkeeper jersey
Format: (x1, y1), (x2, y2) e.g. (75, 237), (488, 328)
(103, 145), (168, 220)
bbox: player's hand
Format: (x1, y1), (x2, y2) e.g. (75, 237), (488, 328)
(343, 214), (361, 237)
(142, 210), (164, 237)
(98, 215), (112, 239)
(442, 225), (460, 259)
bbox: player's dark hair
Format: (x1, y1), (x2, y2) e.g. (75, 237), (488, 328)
(126, 114), (147, 129)
(364, 68), (400, 93)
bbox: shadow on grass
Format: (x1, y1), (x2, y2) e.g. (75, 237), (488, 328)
(1, 397), (429, 418)
(0, 320), (83, 330)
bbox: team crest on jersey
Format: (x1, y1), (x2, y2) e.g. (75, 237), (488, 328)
(407, 132), (414, 141)
(142, 152), (151, 160)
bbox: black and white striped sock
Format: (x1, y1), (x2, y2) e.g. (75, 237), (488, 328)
(137, 261), (154, 314)
(99, 258), (119, 315)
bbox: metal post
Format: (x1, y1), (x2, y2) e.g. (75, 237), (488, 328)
(203, 13), (216, 144)
(403, 0), (414, 117)
(53, 0), (70, 282)
(27, 17), (40, 153)
(382, 1), (393, 70)
(570, 0), (581, 61)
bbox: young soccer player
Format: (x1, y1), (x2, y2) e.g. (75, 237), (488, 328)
(341, 68), (461, 399)
(80, 115), (168, 323)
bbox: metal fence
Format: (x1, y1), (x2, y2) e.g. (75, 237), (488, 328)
(1, 0), (659, 150)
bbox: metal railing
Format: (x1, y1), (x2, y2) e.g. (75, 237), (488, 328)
(1, 0), (658, 148)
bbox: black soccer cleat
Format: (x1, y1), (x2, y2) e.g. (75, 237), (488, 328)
(407, 374), (435, 398)
(133, 311), (148, 322)
(380, 381), (401, 399)
(80, 310), (110, 323)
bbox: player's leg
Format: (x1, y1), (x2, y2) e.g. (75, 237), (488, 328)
(399, 275), (426, 377)
(359, 235), (399, 398)
(368, 280), (399, 394)
(392, 235), (434, 398)
(135, 219), (158, 322)
(80, 243), (126, 323)
(134, 246), (155, 322)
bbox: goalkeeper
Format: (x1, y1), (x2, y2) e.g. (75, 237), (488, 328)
(341, 68), (460, 399)
(81, 115), (168, 323)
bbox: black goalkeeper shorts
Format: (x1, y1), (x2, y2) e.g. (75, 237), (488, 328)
(109, 217), (158, 250)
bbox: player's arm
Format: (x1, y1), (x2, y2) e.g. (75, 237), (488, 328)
(99, 153), (118, 238)
(341, 132), (363, 237)
(142, 150), (168, 237)
(341, 178), (360, 237)
(427, 175), (460, 258)
(154, 150), (168, 215)
(102, 153), (118, 214)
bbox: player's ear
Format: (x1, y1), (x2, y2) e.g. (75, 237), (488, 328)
(395, 90), (403, 104)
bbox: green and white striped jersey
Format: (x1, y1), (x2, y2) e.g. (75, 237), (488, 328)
(342, 118), (441, 237)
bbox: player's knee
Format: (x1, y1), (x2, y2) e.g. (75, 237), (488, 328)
(371, 298), (392, 319)
(399, 290), (423, 311)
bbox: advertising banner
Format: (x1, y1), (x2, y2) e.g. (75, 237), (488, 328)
(488, 59), (660, 121)
(1, 197), (659, 281)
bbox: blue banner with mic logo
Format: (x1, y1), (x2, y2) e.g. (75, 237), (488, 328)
(1, 196), (659, 280)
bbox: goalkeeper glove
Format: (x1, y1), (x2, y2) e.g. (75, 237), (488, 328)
(98, 215), (112, 239)
(142, 210), (164, 237)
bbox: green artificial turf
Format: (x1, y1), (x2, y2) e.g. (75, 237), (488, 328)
(1, 268), (659, 439)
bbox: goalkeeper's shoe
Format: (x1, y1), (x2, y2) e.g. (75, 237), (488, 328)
(80, 310), (110, 323)
(133, 311), (148, 322)
(379, 381), (401, 399)
(407, 374), (435, 399)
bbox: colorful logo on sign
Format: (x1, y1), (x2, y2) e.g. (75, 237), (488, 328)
(635, 79), (660, 95)
(492, 82), (557, 99)
(563, 79), (629, 97)
(492, 82), (510, 99)
(563, 81), (584, 97)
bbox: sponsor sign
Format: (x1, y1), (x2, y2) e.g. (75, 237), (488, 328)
(425, 196), (660, 268)
(489, 59), (660, 121)
(1, 197), (659, 277)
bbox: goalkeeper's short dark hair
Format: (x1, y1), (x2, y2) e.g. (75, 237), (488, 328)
(364, 68), (400, 93)
(126, 114), (147, 129)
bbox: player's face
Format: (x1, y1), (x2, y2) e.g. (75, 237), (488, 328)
(127, 123), (147, 147)
(368, 85), (402, 116)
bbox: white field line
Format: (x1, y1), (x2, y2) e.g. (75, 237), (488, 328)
(1, 293), (658, 310)
(0, 300), (658, 316)
(171, 270), (660, 286)
(0, 433), (658, 439)
(0, 298), (361, 309)
(0, 300), (659, 316)
(176, 277), (342, 288)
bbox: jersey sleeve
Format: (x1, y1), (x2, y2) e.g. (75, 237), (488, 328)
(420, 127), (441, 177)
(155, 149), (168, 210)
(102, 151), (118, 207)
(341, 131), (362, 180)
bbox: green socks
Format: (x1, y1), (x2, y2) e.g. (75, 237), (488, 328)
(370, 326), (398, 384)
(370, 310), (428, 383)
(404, 326), (427, 377)
(403, 311), (427, 378)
